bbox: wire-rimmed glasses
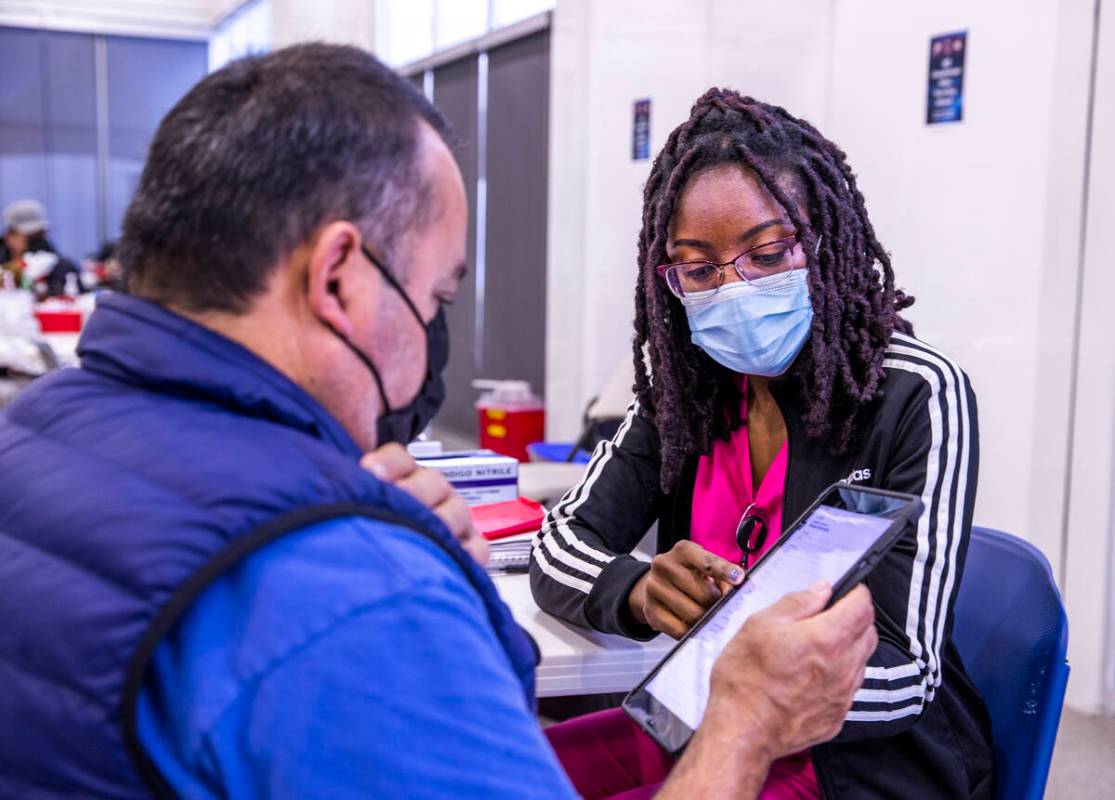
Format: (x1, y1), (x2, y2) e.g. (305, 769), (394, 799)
(656, 234), (801, 299)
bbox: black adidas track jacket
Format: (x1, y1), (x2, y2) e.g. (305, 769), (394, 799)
(530, 333), (994, 798)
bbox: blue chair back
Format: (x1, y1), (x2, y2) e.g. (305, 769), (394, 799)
(951, 527), (1070, 800)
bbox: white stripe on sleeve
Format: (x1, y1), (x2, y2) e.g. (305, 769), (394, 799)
(883, 337), (972, 692)
(530, 400), (640, 593)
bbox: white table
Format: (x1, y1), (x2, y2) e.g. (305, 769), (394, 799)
(490, 552), (673, 698)
(42, 332), (81, 366)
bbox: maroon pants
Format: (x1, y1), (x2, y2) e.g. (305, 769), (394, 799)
(545, 708), (820, 799)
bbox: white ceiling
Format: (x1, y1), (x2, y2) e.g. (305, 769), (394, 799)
(0, 0), (249, 40)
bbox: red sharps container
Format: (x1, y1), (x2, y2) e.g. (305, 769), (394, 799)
(474, 380), (544, 463)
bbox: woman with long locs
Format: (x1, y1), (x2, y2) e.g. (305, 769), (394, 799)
(533, 88), (994, 799)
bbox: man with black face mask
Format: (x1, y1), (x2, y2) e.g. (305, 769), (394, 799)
(328, 244), (450, 447)
(0, 45), (877, 798)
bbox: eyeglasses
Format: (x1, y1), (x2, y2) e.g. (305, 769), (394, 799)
(656, 234), (801, 299)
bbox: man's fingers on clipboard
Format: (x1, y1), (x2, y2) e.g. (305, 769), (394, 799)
(821, 584), (875, 638)
(853, 622), (879, 665)
(764, 580), (832, 622)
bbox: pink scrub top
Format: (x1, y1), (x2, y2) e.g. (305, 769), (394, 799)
(690, 379), (820, 800)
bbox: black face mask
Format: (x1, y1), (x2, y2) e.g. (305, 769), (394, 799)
(328, 245), (449, 446)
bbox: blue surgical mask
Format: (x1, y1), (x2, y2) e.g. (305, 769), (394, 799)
(682, 269), (814, 377)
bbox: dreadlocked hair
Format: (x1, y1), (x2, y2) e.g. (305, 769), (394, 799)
(633, 88), (915, 492)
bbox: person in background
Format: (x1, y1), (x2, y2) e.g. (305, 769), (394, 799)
(86, 240), (126, 291)
(2, 199), (83, 298)
(0, 46), (876, 799)
(0, 201), (30, 286)
(531, 89), (993, 798)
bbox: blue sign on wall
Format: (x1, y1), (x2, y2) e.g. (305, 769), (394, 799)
(632, 98), (651, 160)
(927, 31), (967, 124)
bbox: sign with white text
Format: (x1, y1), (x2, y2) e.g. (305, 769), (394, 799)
(927, 31), (967, 124)
(633, 98), (651, 160)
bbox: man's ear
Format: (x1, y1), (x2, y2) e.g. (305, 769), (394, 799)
(305, 221), (371, 339)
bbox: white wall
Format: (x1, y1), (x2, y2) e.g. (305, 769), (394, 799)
(270, 0), (374, 52)
(826, 0), (1094, 586)
(1063, 0), (1115, 715)
(209, 0), (271, 71)
(546, 0), (834, 439)
(827, 0), (1112, 713)
(547, 0), (1111, 712)
(374, 0), (555, 68)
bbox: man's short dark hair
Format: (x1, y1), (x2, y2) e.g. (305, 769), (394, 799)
(119, 43), (449, 312)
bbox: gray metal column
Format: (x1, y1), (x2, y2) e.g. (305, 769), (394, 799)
(431, 56), (481, 438)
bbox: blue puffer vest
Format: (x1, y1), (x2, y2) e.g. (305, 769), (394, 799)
(0, 293), (538, 798)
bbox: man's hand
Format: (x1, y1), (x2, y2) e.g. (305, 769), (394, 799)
(628, 540), (744, 638)
(708, 582), (877, 757)
(656, 583), (876, 799)
(361, 444), (490, 565)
